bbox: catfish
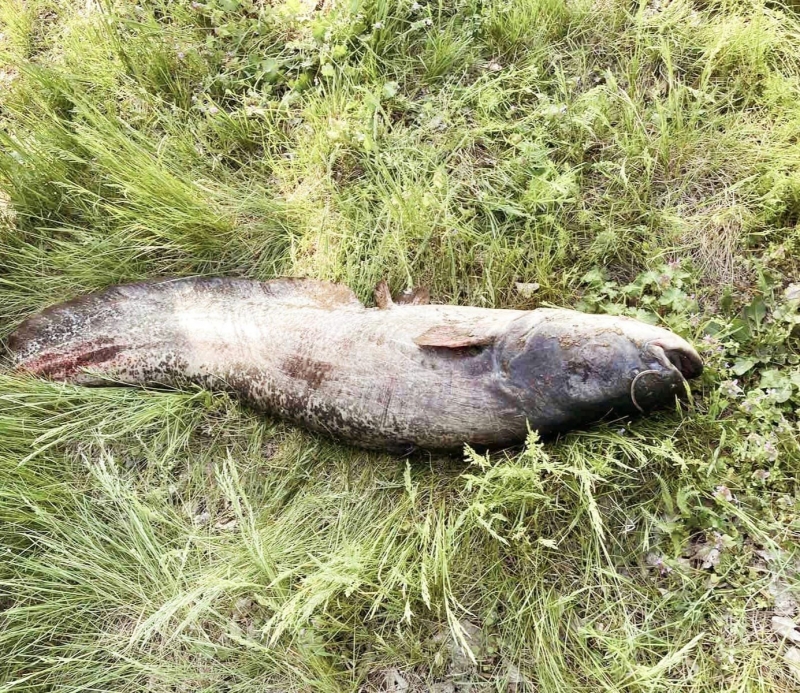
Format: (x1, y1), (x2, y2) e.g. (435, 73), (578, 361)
(8, 277), (703, 452)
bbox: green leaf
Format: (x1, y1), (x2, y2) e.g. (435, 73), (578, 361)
(720, 288), (734, 314)
(732, 358), (755, 376)
(743, 296), (767, 327)
(628, 308), (659, 324)
(759, 369), (788, 389)
(311, 19), (329, 42)
(291, 72), (312, 91)
(658, 287), (690, 310)
(580, 268), (606, 287)
(382, 81), (399, 98)
(729, 317), (751, 342)
(758, 369), (795, 404)
(320, 63), (335, 77)
(759, 369), (795, 402)
(259, 58), (281, 83)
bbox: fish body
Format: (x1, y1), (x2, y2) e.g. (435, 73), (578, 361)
(8, 278), (703, 451)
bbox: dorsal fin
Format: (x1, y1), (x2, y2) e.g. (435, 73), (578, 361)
(374, 281), (430, 309)
(374, 280), (394, 309)
(395, 286), (430, 306)
(258, 278), (363, 309)
(104, 277), (363, 309)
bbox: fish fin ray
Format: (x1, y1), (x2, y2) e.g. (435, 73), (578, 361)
(395, 286), (430, 306)
(374, 280), (394, 309)
(373, 282), (430, 309)
(259, 277), (363, 308)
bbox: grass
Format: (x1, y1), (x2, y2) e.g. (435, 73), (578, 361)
(1, 0), (800, 690)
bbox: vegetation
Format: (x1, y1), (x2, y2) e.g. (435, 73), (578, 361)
(1, 0), (799, 689)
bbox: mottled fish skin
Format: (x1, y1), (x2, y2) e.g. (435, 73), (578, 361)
(8, 277), (703, 451)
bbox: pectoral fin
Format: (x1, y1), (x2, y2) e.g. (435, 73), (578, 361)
(414, 324), (496, 348)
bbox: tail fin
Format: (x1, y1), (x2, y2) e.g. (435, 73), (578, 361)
(8, 279), (189, 383)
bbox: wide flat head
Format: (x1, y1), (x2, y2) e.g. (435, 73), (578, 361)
(496, 309), (703, 431)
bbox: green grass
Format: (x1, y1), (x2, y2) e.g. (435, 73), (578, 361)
(1, 0), (800, 690)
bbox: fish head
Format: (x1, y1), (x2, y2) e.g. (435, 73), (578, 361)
(497, 309), (703, 429)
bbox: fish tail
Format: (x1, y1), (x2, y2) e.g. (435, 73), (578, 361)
(8, 280), (190, 383)
(8, 276), (361, 385)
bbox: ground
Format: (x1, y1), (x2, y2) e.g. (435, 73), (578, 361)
(1, 0), (800, 690)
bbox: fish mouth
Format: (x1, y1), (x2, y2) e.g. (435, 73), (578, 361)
(645, 339), (704, 380)
(629, 339), (703, 413)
